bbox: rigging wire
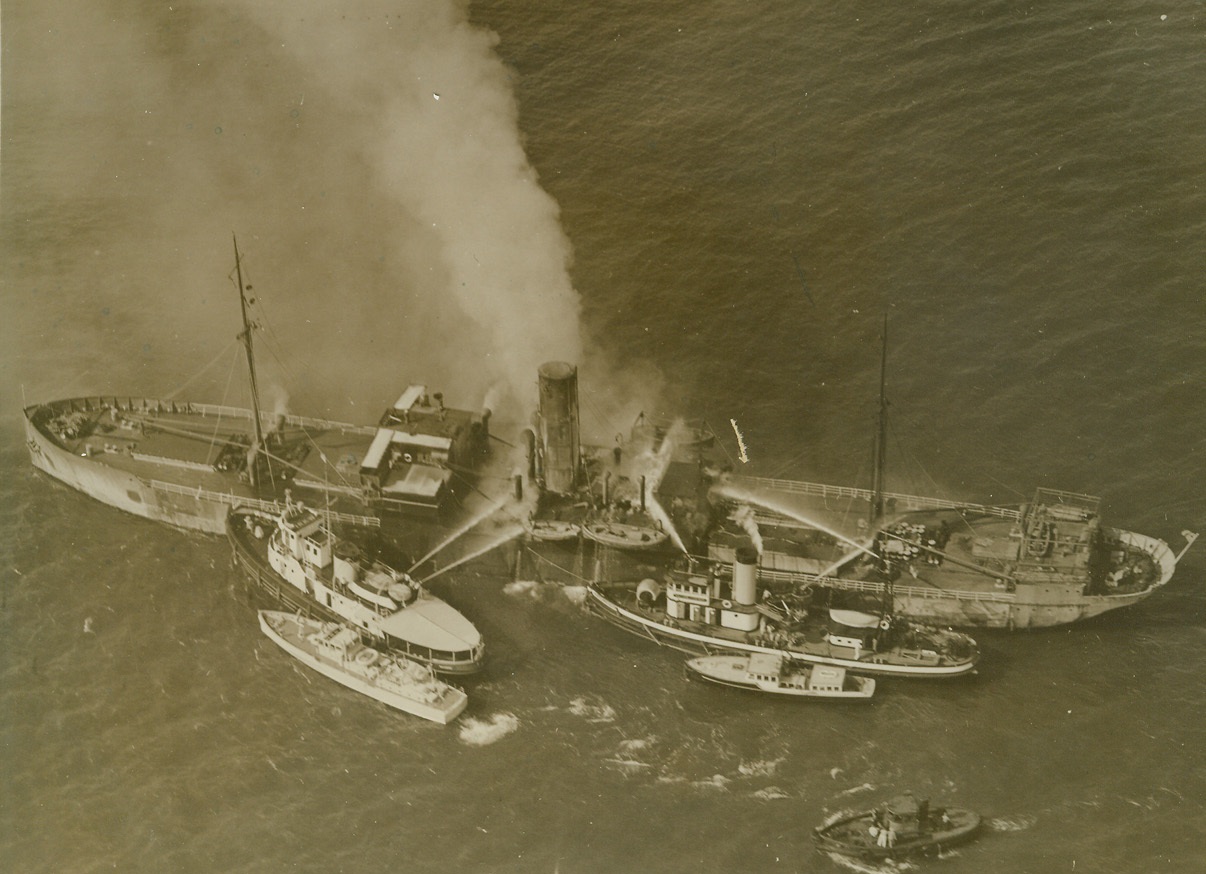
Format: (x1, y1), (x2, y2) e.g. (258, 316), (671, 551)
(163, 339), (242, 401)
(207, 347), (243, 460)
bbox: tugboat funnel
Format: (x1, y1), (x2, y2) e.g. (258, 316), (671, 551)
(733, 546), (758, 606)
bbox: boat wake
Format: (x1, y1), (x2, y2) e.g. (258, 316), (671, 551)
(986, 814), (1037, 832)
(825, 851), (918, 874)
(458, 712), (519, 746)
(690, 774), (731, 791)
(737, 757), (784, 778)
(502, 579), (589, 607)
(568, 696), (617, 724)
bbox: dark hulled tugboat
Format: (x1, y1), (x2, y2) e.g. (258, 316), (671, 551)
(814, 793), (981, 859)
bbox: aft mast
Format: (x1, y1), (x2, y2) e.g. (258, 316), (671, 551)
(869, 315), (888, 526)
(233, 234), (266, 487)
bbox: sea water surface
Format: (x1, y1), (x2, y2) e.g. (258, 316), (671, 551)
(3, 2), (1205, 872)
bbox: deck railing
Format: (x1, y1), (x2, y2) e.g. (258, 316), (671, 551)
(755, 565), (1017, 604)
(150, 479), (381, 528)
(727, 475), (1022, 520)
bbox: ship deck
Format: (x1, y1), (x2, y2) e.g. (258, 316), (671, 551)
(32, 397), (376, 494)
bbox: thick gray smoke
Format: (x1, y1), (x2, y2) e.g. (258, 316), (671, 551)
(7, 1), (583, 421)
(240, 2), (583, 415)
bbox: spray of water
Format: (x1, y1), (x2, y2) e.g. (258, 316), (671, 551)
(646, 495), (688, 554)
(816, 543), (875, 578)
(408, 496), (509, 573)
(713, 482), (875, 559)
(418, 522), (525, 584)
(634, 418), (690, 553)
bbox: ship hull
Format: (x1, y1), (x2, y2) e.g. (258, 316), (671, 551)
(25, 402), (235, 533)
(715, 477), (1184, 630)
(749, 526), (1180, 630)
(684, 659), (875, 700)
(23, 396), (460, 539)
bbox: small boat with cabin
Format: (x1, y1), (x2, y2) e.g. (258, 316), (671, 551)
(258, 610), (468, 724)
(814, 793), (981, 859)
(685, 652), (875, 700)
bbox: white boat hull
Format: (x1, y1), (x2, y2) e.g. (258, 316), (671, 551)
(258, 611), (468, 724)
(686, 656), (875, 700)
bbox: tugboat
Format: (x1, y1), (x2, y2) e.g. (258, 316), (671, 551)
(814, 793), (981, 859)
(685, 653), (875, 701)
(587, 547), (979, 679)
(23, 236), (492, 535)
(258, 611), (468, 724)
(229, 495), (485, 674)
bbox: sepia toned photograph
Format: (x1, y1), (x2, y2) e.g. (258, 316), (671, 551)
(3, 3), (1203, 872)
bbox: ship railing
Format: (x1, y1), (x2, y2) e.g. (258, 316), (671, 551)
(188, 403), (376, 436)
(727, 475), (1022, 520)
(757, 566), (1016, 604)
(1111, 528), (1178, 587)
(149, 479), (381, 528)
(38, 397), (377, 438)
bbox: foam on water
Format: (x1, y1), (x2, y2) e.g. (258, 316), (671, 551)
(568, 696), (616, 724)
(751, 786), (791, 801)
(458, 713), (520, 747)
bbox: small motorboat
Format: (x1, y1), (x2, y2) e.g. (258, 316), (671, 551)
(814, 793), (981, 859)
(685, 653), (875, 700)
(258, 610), (469, 724)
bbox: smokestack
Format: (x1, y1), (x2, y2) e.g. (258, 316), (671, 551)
(513, 473), (523, 502)
(732, 546), (758, 606)
(602, 471), (611, 507)
(537, 361), (580, 495)
(639, 475), (647, 512)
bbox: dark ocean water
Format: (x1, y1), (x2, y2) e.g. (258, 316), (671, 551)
(3, 2), (1206, 872)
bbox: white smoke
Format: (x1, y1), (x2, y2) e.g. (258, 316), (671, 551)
(12, 2), (584, 420)
(732, 504), (764, 555)
(240, 2), (582, 417)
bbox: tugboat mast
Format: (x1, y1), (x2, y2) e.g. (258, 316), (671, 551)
(870, 315), (888, 525)
(233, 234), (266, 485)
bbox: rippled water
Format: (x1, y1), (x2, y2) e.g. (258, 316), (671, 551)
(4, 2), (1205, 872)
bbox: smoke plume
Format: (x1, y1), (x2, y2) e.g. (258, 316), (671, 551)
(8, 1), (584, 422)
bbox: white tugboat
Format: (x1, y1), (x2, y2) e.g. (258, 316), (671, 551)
(258, 611), (468, 724)
(686, 652), (875, 701)
(229, 495), (485, 674)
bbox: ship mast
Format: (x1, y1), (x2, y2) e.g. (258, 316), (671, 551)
(869, 315), (888, 526)
(233, 234), (266, 486)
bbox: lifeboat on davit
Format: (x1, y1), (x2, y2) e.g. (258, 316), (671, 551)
(581, 519), (669, 550)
